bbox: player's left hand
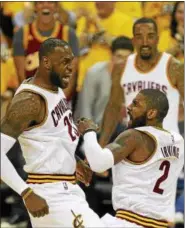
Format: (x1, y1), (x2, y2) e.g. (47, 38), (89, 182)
(76, 159), (93, 186)
(76, 118), (99, 136)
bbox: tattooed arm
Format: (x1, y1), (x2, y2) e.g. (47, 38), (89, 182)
(105, 129), (141, 164)
(168, 57), (184, 99)
(1, 91), (46, 138)
(99, 58), (126, 147)
(1, 92), (50, 218)
(77, 118), (144, 172)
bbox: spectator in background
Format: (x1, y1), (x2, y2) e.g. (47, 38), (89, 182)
(158, 1), (184, 62)
(158, 1), (184, 157)
(116, 2), (143, 21)
(13, 1), (79, 101)
(76, 36), (133, 132)
(75, 37), (133, 215)
(143, 1), (174, 34)
(99, 17), (184, 148)
(13, 2), (34, 32)
(58, 2), (96, 28)
(76, 1), (134, 91)
(0, 3), (14, 48)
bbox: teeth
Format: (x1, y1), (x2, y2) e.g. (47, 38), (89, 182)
(42, 9), (50, 13)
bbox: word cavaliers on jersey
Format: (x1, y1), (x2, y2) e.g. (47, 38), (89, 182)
(120, 53), (180, 133)
(112, 126), (184, 224)
(15, 80), (79, 175)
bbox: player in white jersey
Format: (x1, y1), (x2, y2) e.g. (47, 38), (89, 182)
(99, 17), (184, 148)
(77, 89), (184, 227)
(1, 38), (105, 227)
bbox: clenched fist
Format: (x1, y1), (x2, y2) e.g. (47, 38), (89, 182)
(112, 57), (127, 77)
(76, 118), (99, 136)
(22, 188), (49, 218)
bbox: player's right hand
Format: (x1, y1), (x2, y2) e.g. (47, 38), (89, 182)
(112, 57), (127, 76)
(76, 118), (99, 136)
(23, 191), (49, 218)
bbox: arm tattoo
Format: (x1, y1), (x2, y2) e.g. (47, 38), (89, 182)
(1, 92), (44, 139)
(106, 129), (143, 164)
(169, 57), (184, 99)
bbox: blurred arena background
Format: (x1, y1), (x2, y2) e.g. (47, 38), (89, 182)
(1, 1), (184, 228)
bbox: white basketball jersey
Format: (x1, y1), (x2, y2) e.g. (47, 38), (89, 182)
(15, 83), (79, 174)
(112, 126), (184, 222)
(120, 53), (180, 133)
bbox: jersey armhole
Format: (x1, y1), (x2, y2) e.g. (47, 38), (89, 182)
(124, 130), (158, 165)
(16, 89), (48, 131)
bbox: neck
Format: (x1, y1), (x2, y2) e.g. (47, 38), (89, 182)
(36, 18), (55, 31)
(146, 120), (163, 129)
(136, 51), (161, 71)
(33, 69), (58, 91)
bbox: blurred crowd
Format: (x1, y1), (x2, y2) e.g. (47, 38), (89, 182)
(0, 1), (184, 228)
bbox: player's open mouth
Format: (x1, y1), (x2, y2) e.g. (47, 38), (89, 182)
(42, 9), (51, 15)
(63, 76), (70, 84)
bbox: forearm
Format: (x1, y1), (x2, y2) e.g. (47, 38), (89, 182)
(99, 103), (121, 147)
(1, 133), (29, 195)
(83, 131), (114, 173)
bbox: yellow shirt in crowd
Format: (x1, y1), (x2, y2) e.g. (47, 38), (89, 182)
(77, 10), (134, 91)
(143, 2), (174, 34)
(1, 58), (18, 94)
(116, 2), (143, 20)
(158, 29), (184, 62)
(2, 2), (25, 16)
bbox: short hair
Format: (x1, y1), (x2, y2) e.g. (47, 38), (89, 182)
(38, 38), (69, 61)
(133, 17), (158, 35)
(140, 89), (169, 122)
(111, 36), (134, 53)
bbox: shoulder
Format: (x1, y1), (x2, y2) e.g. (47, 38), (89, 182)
(115, 129), (142, 145)
(168, 56), (184, 83)
(1, 91), (45, 138)
(9, 91), (44, 114)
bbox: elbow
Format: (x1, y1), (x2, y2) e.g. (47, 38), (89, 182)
(89, 162), (107, 173)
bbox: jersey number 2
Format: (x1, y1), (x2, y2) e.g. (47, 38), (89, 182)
(153, 160), (170, 195)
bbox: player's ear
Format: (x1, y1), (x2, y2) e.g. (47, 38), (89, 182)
(43, 56), (51, 71)
(147, 109), (158, 120)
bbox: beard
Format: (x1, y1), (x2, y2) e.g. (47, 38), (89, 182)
(140, 54), (152, 60)
(127, 113), (147, 129)
(49, 68), (63, 88)
(140, 46), (152, 60)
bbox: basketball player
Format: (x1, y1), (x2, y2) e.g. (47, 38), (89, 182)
(77, 89), (184, 227)
(1, 38), (105, 228)
(99, 17), (184, 148)
(13, 1), (79, 99)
